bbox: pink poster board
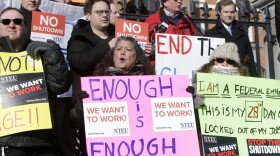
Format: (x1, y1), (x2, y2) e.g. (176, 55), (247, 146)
(81, 75), (200, 156)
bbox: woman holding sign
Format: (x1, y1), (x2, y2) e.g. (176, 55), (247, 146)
(188, 43), (250, 155)
(70, 36), (155, 155)
(71, 36), (155, 123)
(190, 42), (249, 109)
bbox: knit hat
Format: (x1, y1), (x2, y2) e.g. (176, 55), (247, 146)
(210, 42), (240, 63)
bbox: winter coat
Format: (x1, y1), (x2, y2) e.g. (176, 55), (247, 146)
(0, 36), (71, 147)
(20, 6), (41, 40)
(145, 8), (197, 43)
(67, 19), (113, 127)
(204, 19), (257, 77)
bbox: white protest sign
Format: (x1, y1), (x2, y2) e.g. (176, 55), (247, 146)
(155, 34), (225, 79)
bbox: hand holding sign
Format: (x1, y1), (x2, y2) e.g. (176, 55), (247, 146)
(74, 90), (89, 114)
(27, 39), (60, 63)
(144, 42), (154, 57)
(108, 38), (117, 48)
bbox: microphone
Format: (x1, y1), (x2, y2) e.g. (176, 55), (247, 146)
(158, 22), (169, 33)
(149, 22), (169, 45)
(148, 22), (169, 36)
(180, 5), (191, 19)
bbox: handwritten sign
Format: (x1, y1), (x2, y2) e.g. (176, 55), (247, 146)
(197, 73), (280, 156)
(0, 51), (52, 136)
(31, 11), (66, 45)
(115, 18), (149, 50)
(155, 34), (224, 79)
(81, 75), (200, 156)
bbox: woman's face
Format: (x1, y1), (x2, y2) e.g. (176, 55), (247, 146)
(214, 58), (235, 67)
(113, 40), (137, 72)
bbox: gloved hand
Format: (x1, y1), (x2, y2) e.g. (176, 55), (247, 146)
(186, 86), (195, 95)
(186, 86), (205, 109)
(194, 94), (205, 109)
(74, 90), (89, 114)
(27, 39), (60, 63)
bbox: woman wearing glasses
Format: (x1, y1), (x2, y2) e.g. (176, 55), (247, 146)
(190, 42), (249, 109)
(189, 43), (249, 155)
(198, 42), (249, 76)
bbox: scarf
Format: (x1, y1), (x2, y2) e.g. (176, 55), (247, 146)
(210, 66), (240, 76)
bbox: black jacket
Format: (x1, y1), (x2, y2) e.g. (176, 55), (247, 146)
(0, 36), (71, 147)
(276, 0), (280, 43)
(67, 19), (113, 128)
(204, 19), (258, 77)
(20, 6), (41, 40)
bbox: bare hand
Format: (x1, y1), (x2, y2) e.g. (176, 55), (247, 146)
(144, 43), (154, 57)
(109, 38), (117, 48)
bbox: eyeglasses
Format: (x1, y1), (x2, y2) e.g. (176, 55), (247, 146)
(92, 10), (111, 16)
(215, 58), (236, 65)
(0, 18), (24, 25)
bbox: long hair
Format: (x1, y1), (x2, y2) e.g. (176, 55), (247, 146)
(93, 36), (155, 76)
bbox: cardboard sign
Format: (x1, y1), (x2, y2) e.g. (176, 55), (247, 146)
(115, 18), (149, 49)
(0, 51), (52, 136)
(155, 34), (225, 79)
(31, 11), (66, 44)
(197, 73), (280, 156)
(81, 75), (201, 156)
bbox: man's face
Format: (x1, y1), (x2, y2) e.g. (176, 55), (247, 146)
(218, 4), (236, 25)
(86, 1), (110, 30)
(164, 0), (182, 15)
(0, 10), (26, 43)
(110, 3), (120, 25)
(20, 0), (41, 11)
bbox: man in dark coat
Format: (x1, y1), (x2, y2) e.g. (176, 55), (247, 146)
(19, 0), (41, 40)
(67, 0), (116, 127)
(204, 0), (257, 77)
(67, 0), (117, 155)
(0, 7), (71, 155)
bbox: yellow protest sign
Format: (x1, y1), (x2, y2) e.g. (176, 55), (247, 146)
(0, 51), (52, 136)
(197, 73), (280, 156)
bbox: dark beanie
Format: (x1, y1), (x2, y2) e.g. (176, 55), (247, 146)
(161, 0), (167, 5)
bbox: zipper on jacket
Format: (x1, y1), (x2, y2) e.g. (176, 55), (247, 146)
(1, 147), (4, 156)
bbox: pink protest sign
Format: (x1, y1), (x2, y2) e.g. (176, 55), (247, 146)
(81, 75), (200, 156)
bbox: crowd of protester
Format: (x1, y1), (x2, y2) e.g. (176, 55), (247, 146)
(0, 0), (264, 155)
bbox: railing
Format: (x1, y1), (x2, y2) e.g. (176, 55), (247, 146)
(119, 0), (276, 78)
